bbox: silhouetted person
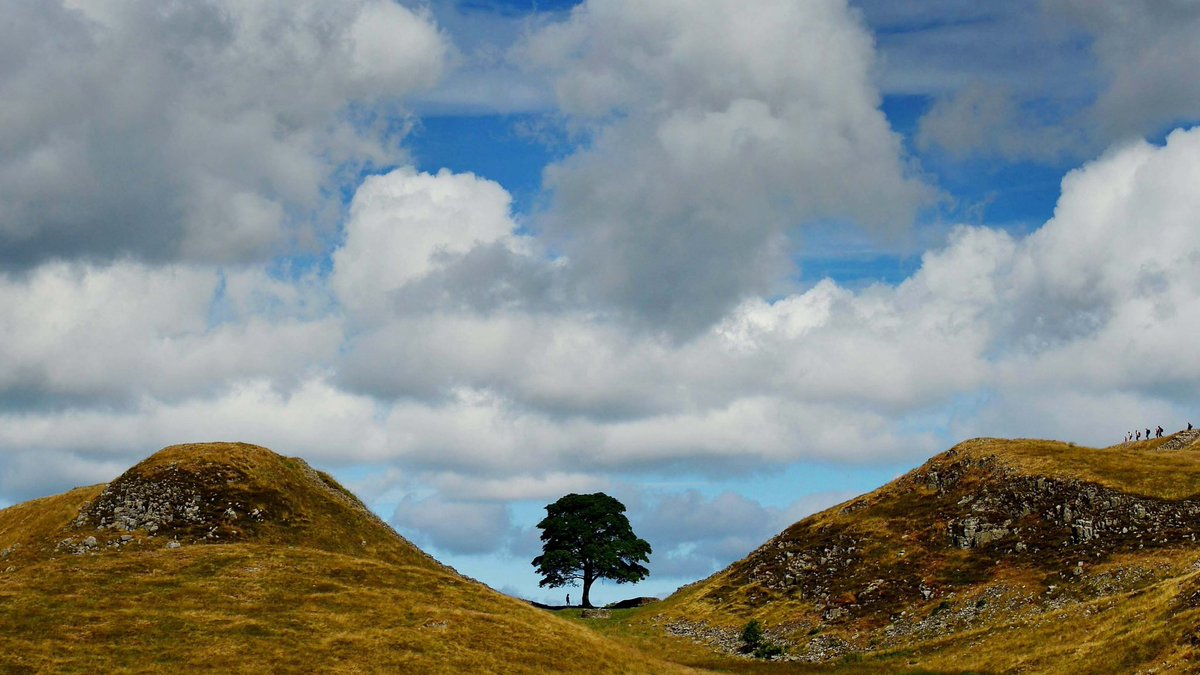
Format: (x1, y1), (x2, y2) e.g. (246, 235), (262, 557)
(1157, 426), (1164, 438)
(1190, 422), (1194, 431)
(1137, 430), (1142, 440)
(566, 593), (570, 606)
(1146, 428), (1151, 440)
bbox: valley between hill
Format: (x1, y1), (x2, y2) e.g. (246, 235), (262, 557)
(5, 436), (1200, 673)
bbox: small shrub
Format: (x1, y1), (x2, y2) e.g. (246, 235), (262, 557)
(754, 643), (785, 659)
(740, 619), (785, 660)
(740, 619), (764, 649)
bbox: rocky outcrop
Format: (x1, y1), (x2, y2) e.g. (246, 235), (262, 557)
(699, 444), (1200, 651)
(74, 462), (266, 544)
(1159, 429), (1200, 451)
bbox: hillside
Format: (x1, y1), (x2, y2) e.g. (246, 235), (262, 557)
(0, 442), (686, 673)
(645, 432), (1200, 673)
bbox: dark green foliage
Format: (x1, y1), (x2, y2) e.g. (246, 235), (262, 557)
(741, 619), (764, 648)
(740, 619), (784, 659)
(531, 493), (651, 608)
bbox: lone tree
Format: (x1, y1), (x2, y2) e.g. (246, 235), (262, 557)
(532, 492), (651, 608)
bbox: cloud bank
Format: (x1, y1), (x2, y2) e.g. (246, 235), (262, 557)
(3, 0), (1199, 593)
(0, 0), (447, 267)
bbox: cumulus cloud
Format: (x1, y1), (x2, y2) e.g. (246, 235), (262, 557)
(0, 0), (448, 267)
(0, 262), (341, 405)
(516, 0), (932, 333)
(391, 494), (514, 555)
(916, 83), (1086, 162)
(332, 167), (524, 322)
(0, 450), (129, 503)
(8, 127), (1200, 498)
(1050, 0), (1200, 141)
(4, 0), (1200, 590)
(901, 0), (1200, 162)
(634, 489), (853, 579)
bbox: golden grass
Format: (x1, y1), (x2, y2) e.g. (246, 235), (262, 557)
(950, 436), (1200, 500)
(0, 442), (695, 673)
(8, 437), (1200, 673)
(0, 544), (693, 673)
(623, 436), (1200, 673)
(0, 485), (105, 563)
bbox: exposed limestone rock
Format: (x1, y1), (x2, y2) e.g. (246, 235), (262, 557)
(951, 517), (1010, 549)
(1072, 519), (1095, 543)
(76, 462), (267, 545)
(1159, 429), (1200, 451)
(822, 606), (848, 621)
(687, 444), (1200, 665)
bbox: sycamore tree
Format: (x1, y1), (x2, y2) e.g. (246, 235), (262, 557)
(532, 492), (652, 608)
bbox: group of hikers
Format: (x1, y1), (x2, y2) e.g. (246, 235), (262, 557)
(1124, 422), (1194, 444)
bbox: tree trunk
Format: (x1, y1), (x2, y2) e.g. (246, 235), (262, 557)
(582, 567), (595, 608)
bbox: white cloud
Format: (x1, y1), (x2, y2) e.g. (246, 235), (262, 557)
(332, 167), (522, 322)
(391, 494), (514, 555)
(428, 471), (608, 502)
(633, 489), (855, 579)
(0, 450), (128, 502)
(895, 0), (1200, 162)
(1051, 0), (1200, 141)
(916, 83), (1085, 162)
(0, 0), (449, 266)
(516, 0), (932, 333)
(0, 261), (341, 403)
(9, 128), (1200, 496)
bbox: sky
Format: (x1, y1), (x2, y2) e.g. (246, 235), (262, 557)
(2, 0), (1200, 604)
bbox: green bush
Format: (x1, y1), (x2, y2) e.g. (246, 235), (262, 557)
(754, 643), (784, 659)
(740, 619), (785, 659)
(741, 619), (764, 649)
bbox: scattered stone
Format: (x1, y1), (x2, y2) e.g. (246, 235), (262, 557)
(580, 609), (612, 619)
(1071, 519), (1095, 543)
(166, 541), (181, 550)
(822, 606), (848, 621)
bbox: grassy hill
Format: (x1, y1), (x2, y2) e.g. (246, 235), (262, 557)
(10, 437), (1200, 673)
(637, 431), (1200, 673)
(0, 442), (687, 673)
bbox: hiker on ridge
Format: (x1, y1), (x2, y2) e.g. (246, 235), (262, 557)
(1157, 426), (1164, 438)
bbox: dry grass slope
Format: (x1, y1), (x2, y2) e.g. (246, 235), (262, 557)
(0, 442), (689, 674)
(638, 434), (1200, 673)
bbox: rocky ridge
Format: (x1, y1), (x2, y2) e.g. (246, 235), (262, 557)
(655, 434), (1200, 665)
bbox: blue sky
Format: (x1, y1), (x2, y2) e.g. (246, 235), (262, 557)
(3, 0), (1200, 605)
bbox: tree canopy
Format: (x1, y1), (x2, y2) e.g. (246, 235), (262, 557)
(531, 492), (651, 608)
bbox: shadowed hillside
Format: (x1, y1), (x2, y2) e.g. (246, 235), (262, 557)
(0, 443), (687, 674)
(643, 433), (1200, 673)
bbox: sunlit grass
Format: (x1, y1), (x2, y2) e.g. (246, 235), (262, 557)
(0, 443), (689, 673)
